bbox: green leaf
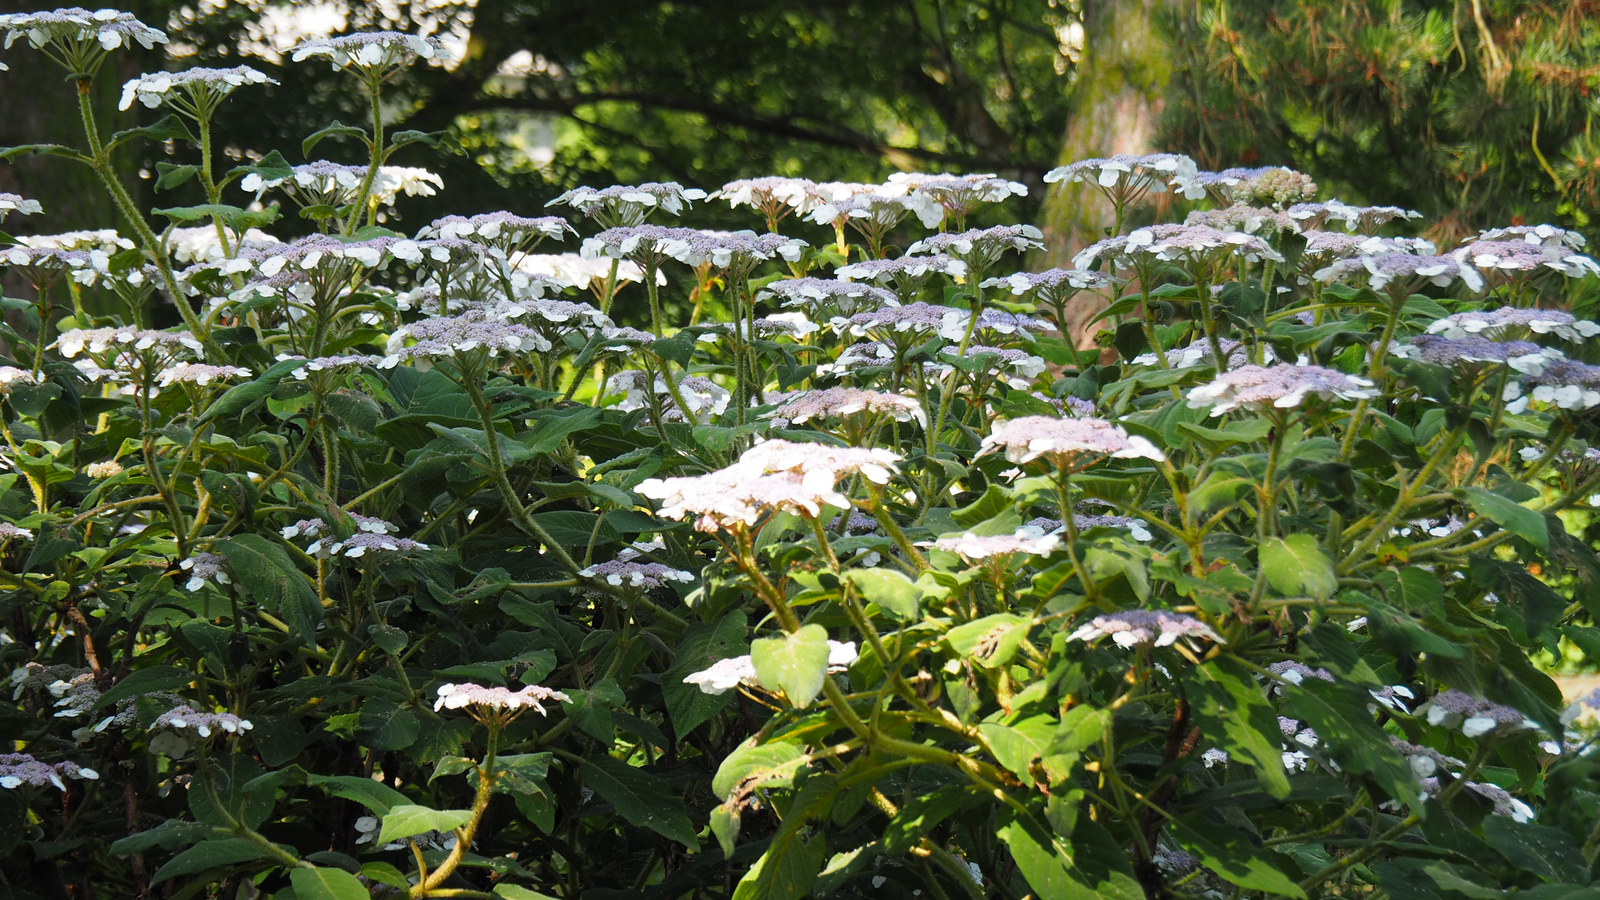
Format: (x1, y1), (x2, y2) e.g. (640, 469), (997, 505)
(290, 866), (372, 900)
(582, 755), (699, 848)
(150, 838), (277, 884)
(368, 624), (408, 654)
(107, 114), (195, 151)
(225, 149), (293, 185)
(1282, 679), (1417, 805)
(1483, 818), (1589, 884)
(712, 741), (803, 801)
(881, 785), (968, 855)
(199, 359), (303, 422)
(357, 699), (420, 751)
(1172, 812), (1307, 897)
(844, 568), (919, 621)
(217, 533), (322, 647)
(1186, 658), (1290, 799)
(710, 804), (740, 857)
(662, 611), (748, 735)
(494, 886), (562, 900)
(943, 613), (1030, 668)
(1175, 417), (1273, 449)
(361, 863), (409, 889)
(306, 774), (410, 816)
(1260, 534), (1337, 599)
(997, 809), (1142, 899)
(377, 805), (472, 845)
(1462, 487), (1548, 550)
(154, 162), (199, 191)
(731, 829), (829, 900)
(0, 143), (91, 164)
(979, 716), (1055, 786)
(303, 120), (369, 156)
(751, 623), (831, 707)
(951, 483), (1012, 527)
(152, 203), (280, 231)
(90, 665), (193, 713)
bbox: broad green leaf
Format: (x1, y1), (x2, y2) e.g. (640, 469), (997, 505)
(151, 838), (277, 884)
(712, 740), (803, 800)
(377, 805), (472, 845)
(731, 828), (829, 900)
(357, 699), (420, 751)
(997, 808), (1142, 899)
(1423, 863), (1508, 899)
(881, 784), (968, 855)
(1462, 487), (1548, 550)
(290, 867), (371, 900)
(151, 203), (280, 231)
(368, 624), (408, 654)
(710, 804), (740, 857)
(1186, 658), (1290, 799)
(307, 775), (410, 816)
(662, 611), (748, 735)
(494, 886), (562, 900)
(943, 613), (1030, 668)
(217, 533), (323, 647)
(1282, 679), (1416, 805)
(844, 567), (919, 621)
(979, 715), (1055, 786)
(1171, 812), (1307, 898)
(1483, 818), (1589, 884)
(90, 665), (193, 713)
(361, 863), (409, 889)
(751, 624), (831, 707)
(951, 483), (1012, 527)
(200, 359), (304, 422)
(1260, 534), (1337, 599)
(582, 755), (699, 847)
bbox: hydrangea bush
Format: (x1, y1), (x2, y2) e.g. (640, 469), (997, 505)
(3, 12), (1600, 900)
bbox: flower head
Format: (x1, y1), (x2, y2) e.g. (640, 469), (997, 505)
(291, 31), (446, 74)
(0, 753), (98, 791)
(833, 254), (968, 286)
(119, 66), (275, 113)
(325, 533), (430, 559)
(1316, 251), (1485, 293)
(1186, 364), (1377, 415)
(1391, 335), (1560, 373)
(0, 8), (166, 61)
(981, 416), (1165, 466)
(758, 278), (898, 316)
(766, 387), (926, 428)
(1193, 166), (1318, 208)
(434, 682), (569, 715)
(907, 224), (1044, 270)
(0, 523), (33, 541)
(1422, 689), (1538, 738)
(1045, 153), (1203, 201)
(1476, 224), (1587, 250)
(151, 705), (253, 739)
(179, 553), (230, 591)
(579, 559), (695, 589)
(888, 172), (1028, 225)
(982, 268), (1114, 303)
(684, 641), (857, 695)
(0, 193), (42, 217)
(1074, 224), (1283, 270)
(548, 183), (707, 227)
(156, 363), (251, 387)
(923, 528), (1060, 559)
(1426, 307), (1600, 342)
(1511, 358), (1600, 410)
(1067, 610), (1222, 648)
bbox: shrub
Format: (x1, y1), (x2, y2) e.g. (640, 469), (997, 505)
(1, 14), (1599, 900)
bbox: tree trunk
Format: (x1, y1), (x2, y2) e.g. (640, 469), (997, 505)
(1038, 0), (1176, 346)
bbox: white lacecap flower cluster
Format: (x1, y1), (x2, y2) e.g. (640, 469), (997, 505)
(982, 268), (1114, 301)
(156, 363), (251, 387)
(1316, 250), (1485, 293)
(0, 753), (98, 790)
(834, 254), (968, 284)
(0, 8), (166, 53)
(758, 278), (899, 316)
(276, 354), (383, 380)
(284, 515), (421, 558)
(1192, 166), (1318, 208)
(1278, 716), (1322, 771)
(1135, 338), (1275, 371)
(434, 682), (570, 715)
(922, 527), (1061, 559)
(1476, 224), (1587, 250)
(0, 522), (34, 540)
(1266, 660), (1334, 685)
(1184, 203), (1300, 236)
(982, 415), (1166, 466)
(1284, 201), (1423, 233)
(1067, 610), (1223, 648)
(1026, 513), (1153, 542)
(423, 211), (572, 247)
(1427, 306), (1600, 342)
(638, 439), (899, 532)
(548, 183), (707, 226)
(179, 552), (230, 591)
(1187, 364), (1378, 415)
(606, 370), (731, 423)
(583, 225), (806, 271)
(941, 345), (1048, 387)
(168, 225), (279, 265)
(382, 310), (553, 368)
(906, 224), (1044, 269)
(1075, 224), (1284, 270)
(241, 162), (443, 209)
(151, 705), (253, 738)
(291, 31), (446, 72)
(683, 640), (858, 695)
(1045, 153), (1205, 201)
(1417, 776), (1534, 822)
(1451, 239), (1600, 279)
(578, 559), (695, 589)
(0, 192), (43, 216)
(118, 66), (275, 111)
(766, 387), (926, 428)
(1509, 359), (1600, 411)
(1390, 334), (1560, 374)
(1422, 689), (1538, 738)
(515, 253), (655, 292)
(886, 171), (1030, 222)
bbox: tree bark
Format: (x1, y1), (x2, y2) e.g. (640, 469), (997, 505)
(1038, 0), (1176, 346)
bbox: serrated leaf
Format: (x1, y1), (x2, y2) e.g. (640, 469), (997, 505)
(377, 805), (471, 845)
(303, 120), (369, 156)
(154, 162), (199, 191)
(152, 203), (280, 231)
(582, 755), (698, 847)
(997, 808), (1142, 899)
(1171, 812), (1307, 898)
(751, 624), (831, 707)
(1282, 679), (1416, 805)
(217, 534), (322, 647)
(108, 114), (195, 150)
(90, 665), (193, 713)
(1462, 487), (1548, 550)
(844, 567), (919, 621)
(1186, 658), (1290, 799)
(306, 774), (410, 816)
(731, 828), (828, 900)
(150, 838), (277, 884)
(712, 741), (802, 800)
(199, 358), (303, 422)
(1260, 534), (1337, 599)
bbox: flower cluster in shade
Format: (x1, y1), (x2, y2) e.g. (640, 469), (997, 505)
(607, 371), (731, 423)
(152, 705), (253, 738)
(1391, 334), (1561, 374)
(982, 416), (1165, 466)
(578, 557), (695, 589)
(757, 278), (898, 316)
(1427, 306), (1600, 342)
(1045, 153), (1205, 200)
(638, 440), (899, 532)
(582, 225), (806, 270)
(683, 640), (859, 696)
(434, 682), (569, 715)
(1075, 224), (1283, 270)
(1187, 364), (1378, 415)
(1421, 689), (1539, 738)
(1135, 338), (1275, 371)
(0, 753), (98, 790)
(765, 387), (926, 428)
(1067, 610), (1223, 648)
(0, 8), (166, 53)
